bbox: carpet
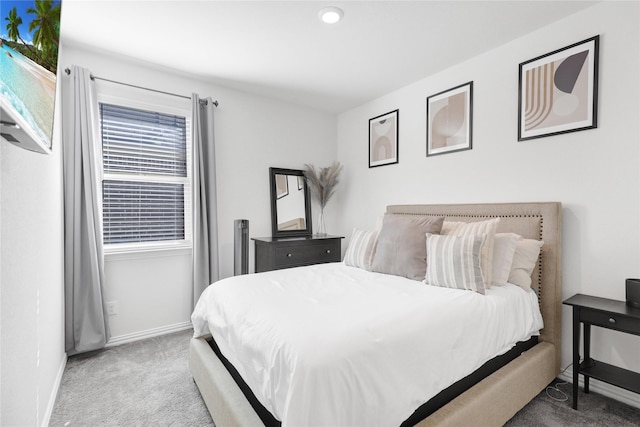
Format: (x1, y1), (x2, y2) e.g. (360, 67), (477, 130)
(50, 329), (640, 426)
(505, 380), (640, 427)
(50, 330), (213, 426)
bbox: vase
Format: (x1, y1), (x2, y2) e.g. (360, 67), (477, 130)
(317, 209), (327, 236)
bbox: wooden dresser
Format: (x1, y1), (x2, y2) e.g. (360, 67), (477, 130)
(252, 235), (343, 273)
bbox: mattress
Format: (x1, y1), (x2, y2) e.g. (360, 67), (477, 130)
(191, 262), (544, 427)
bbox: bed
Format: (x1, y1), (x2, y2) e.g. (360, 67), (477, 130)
(190, 202), (562, 426)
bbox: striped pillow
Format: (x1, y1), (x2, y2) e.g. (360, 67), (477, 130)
(424, 233), (487, 294)
(442, 217), (500, 288)
(344, 228), (379, 270)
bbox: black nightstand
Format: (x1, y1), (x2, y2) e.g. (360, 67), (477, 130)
(252, 235), (343, 273)
(563, 294), (640, 410)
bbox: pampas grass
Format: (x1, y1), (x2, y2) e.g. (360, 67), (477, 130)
(304, 161), (343, 209)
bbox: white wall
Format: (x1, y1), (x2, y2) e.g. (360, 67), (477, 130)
(1, 108), (66, 423)
(60, 44), (337, 340)
(337, 0), (640, 404)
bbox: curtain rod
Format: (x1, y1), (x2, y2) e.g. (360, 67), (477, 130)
(63, 68), (219, 107)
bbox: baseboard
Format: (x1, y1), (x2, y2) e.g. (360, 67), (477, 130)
(41, 353), (67, 427)
(106, 321), (193, 347)
(560, 368), (640, 410)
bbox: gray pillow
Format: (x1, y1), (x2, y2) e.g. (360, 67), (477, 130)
(371, 214), (445, 280)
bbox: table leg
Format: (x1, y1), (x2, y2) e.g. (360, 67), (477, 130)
(572, 307), (580, 410)
(584, 323), (591, 394)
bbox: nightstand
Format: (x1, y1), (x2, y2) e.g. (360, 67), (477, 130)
(563, 294), (640, 410)
(252, 235), (343, 273)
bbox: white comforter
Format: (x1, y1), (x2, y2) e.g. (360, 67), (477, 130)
(191, 262), (543, 427)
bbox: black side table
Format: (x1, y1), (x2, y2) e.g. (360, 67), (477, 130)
(563, 294), (640, 410)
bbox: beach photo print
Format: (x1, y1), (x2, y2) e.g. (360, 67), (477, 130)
(1, 0), (62, 151)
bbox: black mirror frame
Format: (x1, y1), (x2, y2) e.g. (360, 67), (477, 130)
(269, 167), (313, 238)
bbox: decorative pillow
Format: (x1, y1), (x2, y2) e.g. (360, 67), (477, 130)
(424, 233), (486, 294)
(491, 233), (523, 286)
(343, 228), (379, 271)
(371, 214), (445, 281)
(442, 218), (500, 287)
(508, 239), (544, 291)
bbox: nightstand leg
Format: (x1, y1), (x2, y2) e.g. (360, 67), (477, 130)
(572, 307), (580, 410)
(583, 323), (591, 394)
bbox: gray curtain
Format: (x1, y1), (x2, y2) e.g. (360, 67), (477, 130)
(62, 65), (110, 355)
(192, 94), (219, 307)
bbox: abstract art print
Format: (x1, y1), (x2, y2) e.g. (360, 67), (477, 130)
(518, 35), (599, 141)
(426, 82), (473, 157)
(369, 109), (399, 168)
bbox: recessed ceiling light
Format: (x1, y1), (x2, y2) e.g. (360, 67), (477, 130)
(319, 6), (344, 24)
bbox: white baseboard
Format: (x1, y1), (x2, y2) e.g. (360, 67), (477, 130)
(41, 353), (67, 427)
(106, 321), (193, 347)
(560, 368), (640, 410)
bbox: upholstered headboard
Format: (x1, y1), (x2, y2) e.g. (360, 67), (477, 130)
(386, 202), (562, 372)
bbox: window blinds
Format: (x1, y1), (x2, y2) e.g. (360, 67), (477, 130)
(100, 103), (189, 245)
(101, 103), (187, 177)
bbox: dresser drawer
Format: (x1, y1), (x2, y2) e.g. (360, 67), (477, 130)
(253, 235), (343, 273)
(581, 308), (640, 335)
(274, 241), (340, 267)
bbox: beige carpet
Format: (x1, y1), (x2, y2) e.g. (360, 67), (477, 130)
(50, 329), (640, 426)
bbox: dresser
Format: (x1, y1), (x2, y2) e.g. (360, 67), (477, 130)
(252, 235), (343, 273)
(563, 293), (640, 410)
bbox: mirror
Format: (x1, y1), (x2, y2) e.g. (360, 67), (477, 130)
(269, 167), (312, 238)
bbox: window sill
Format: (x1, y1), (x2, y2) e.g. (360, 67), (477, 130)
(104, 242), (192, 261)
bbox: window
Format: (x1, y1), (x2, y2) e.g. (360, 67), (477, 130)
(100, 103), (191, 248)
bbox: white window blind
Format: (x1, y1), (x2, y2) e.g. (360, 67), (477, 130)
(100, 103), (191, 246)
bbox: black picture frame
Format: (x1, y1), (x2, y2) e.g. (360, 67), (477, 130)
(518, 35), (599, 141)
(426, 82), (473, 157)
(369, 109), (399, 168)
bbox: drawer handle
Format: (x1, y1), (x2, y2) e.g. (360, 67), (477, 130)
(608, 317), (616, 324)
(326, 249), (331, 254)
(287, 253), (292, 258)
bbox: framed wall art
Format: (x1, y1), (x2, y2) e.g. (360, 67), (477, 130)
(426, 82), (473, 157)
(518, 35), (599, 141)
(369, 109), (399, 168)
(275, 173), (289, 199)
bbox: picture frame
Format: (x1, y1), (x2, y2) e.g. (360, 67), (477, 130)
(369, 109), (399, 168)
(275, 174), (288, 199)
(518, 35), (599, 141)
(426, 82), (473, 157)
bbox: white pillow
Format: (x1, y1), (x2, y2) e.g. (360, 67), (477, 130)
(442, 218), (500, 288)
(343, 228), (379, 271)
(508, 239), (544, 291)
(492, 233), (523, 286)
(424, 233), (486, 294)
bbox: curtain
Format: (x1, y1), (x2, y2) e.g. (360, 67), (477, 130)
(62, 66), (110, 355)
(192, 94), (219, 307)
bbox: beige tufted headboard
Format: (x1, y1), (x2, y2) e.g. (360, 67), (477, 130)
(386, 202), (562, 372)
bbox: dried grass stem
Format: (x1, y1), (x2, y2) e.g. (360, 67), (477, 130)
(303, 161), (343, 209)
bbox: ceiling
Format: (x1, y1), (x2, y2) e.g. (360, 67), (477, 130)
(60, 1), (598, 114)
